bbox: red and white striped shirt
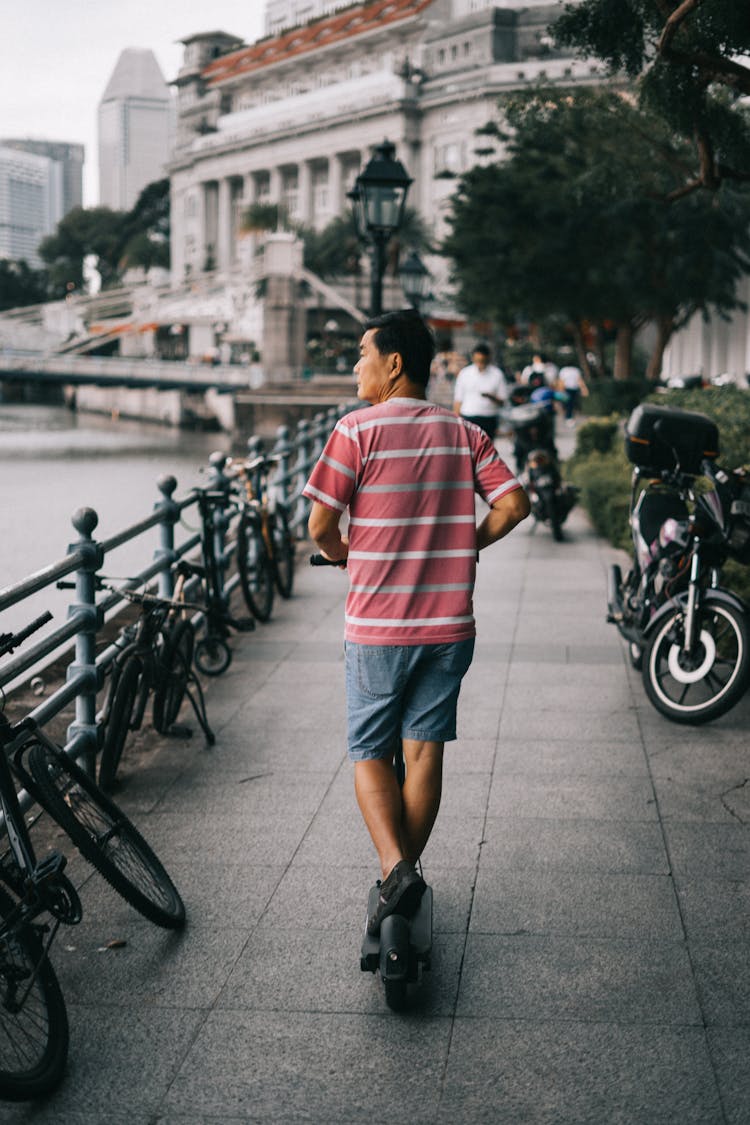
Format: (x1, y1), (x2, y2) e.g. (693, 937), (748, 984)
(304, 397), (521, 645)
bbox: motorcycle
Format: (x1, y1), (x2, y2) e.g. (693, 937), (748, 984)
(504, 397), (578, 541)
(607, 402), (750, 724)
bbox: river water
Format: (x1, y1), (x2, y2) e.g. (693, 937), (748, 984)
(0, 403), (236, 643)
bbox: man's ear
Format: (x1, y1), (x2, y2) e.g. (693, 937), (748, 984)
(389, 351), (404, 382)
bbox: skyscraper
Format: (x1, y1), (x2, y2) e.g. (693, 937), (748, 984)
(98, 48), (172, 212)
(0, 139), (83, 219)
(0, 145), (63, 266)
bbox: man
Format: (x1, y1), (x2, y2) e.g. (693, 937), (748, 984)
(452, 343), (508, 440)
(304, 310), (529, 935)
(557, 361), (588, 424)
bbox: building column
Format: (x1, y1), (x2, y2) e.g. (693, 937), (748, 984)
(269, 167), (282, 207)
(329, 155), (345, 217)
(297, 160), (312, 225)
(217, 177), (232, 273)
(203, 181), (219, 272)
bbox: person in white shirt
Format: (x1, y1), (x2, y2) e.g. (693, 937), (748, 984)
(452, 344), (508, 440)
(558, 363), (589, 422)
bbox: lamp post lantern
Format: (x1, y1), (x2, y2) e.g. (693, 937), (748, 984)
(348, 140), (413, 316)
(399, 249), (431, 311)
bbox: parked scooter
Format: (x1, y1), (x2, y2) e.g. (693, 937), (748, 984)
(504, 391), (577, 541)
(607, 402), (750, 724)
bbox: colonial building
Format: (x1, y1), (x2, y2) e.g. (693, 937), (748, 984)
(168, 0), (601, 288)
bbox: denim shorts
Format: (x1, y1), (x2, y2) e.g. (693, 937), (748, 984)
(344, 639), (475, 762)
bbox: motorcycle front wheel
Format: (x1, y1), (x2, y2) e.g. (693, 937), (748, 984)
(642, 596), (750, 724)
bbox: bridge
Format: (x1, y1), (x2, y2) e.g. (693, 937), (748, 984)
(0, 352), (253, 394)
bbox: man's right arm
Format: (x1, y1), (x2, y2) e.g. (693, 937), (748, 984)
(476, 487), (530, 550)
(308, 502), (349, 563)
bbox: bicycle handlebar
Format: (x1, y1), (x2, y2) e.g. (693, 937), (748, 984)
(0, 610), (53, 658)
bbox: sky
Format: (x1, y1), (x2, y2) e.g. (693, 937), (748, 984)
(1, 1), (266, 206)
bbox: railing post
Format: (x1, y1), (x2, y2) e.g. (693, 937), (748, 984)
(154, 474), (179, 598)
(66, 507), (104, 775)
(294, 419), (311, 538)
(271, 425), (292, 507)
(246, 434), (264, 499)
(207, 451), (232, 605)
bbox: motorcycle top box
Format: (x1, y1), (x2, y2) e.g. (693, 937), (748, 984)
(625, 404), (719, 474)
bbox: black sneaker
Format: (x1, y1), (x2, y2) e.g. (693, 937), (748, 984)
(367, 860), (426, 936)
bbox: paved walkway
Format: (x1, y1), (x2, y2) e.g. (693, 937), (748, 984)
(6, 430), (750, 1124)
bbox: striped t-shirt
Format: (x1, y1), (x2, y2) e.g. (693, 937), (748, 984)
(303, 396), (521, 645)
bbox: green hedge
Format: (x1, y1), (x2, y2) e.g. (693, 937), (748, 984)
(565, 387), (750, 602)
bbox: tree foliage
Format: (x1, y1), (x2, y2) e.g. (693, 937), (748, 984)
(299, 206), (432, 280)
(442, 87), (750, 378)
(554, 0), (750, 197)
(38, 178), (170, 291)
(0, 259), (51, 311)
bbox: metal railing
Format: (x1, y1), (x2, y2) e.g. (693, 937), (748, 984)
(0, 402), (350, 804)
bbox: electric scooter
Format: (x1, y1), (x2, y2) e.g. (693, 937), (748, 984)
(310, 554), (434, 1011)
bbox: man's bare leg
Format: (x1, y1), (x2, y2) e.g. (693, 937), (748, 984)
(400, 739), (444, 864)
(354, 757), (404, 879)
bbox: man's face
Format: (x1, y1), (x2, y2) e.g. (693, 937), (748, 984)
(473, 350), (488, 370)
(354, 329), (394, 403)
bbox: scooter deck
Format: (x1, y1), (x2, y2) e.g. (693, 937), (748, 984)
(360, 882), (433, 974)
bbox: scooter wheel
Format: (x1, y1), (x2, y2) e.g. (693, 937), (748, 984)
(384, 978), (408, 1011)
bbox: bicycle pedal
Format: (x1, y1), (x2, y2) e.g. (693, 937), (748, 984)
(31, 851), (68, 886)
(230, 616), (255, 632)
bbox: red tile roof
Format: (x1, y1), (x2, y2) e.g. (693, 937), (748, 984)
(203, 0), (435, 85)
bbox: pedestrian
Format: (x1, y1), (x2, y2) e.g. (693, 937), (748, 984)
(452, 343), (509, 440)
(557, 362), (589, 424)
(304, 309), (529, 934)
(520, 352), (548, 389)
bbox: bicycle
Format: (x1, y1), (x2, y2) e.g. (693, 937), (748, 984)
(226, 453), (296, 623)
(0, 613), (185, 1100)
(95, 568), (215, 792)
(189, 485), (255, 673)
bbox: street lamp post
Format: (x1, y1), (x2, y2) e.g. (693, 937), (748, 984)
(349, 140), (413, 317)
(399, 249), (431, 312)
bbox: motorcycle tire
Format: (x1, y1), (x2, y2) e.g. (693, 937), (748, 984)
(642, 594), (750, 724)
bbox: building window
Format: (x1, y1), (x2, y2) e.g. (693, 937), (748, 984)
(438, 48), (445, 64)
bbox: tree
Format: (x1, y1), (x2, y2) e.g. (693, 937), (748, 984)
(38, 179), (172, 291)
(554, 0), (750, 198)
(0, 259), (50, 311)
(442, 88), (750, 379)
(119, 178), (170, 271)
(39, 205), (125, 291)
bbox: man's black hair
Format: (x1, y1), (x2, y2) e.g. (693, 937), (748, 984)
(364, 308), (435, 386)
(472, 343), (491, 357)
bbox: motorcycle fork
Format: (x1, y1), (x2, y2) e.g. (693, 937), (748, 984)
(682, 538), (702, 653)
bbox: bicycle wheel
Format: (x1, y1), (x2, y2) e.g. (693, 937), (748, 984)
(27, 742), (185, 930)
(237, 512), (274, 622)
(194, 634), (231, 677)
(152, 620), (194, 733)
(0, 886), (69, 1101)
(98, 654), (142, 791)
(271, 506), (295, 598)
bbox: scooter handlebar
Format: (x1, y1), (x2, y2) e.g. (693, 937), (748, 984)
(309, 554), (347, 568)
